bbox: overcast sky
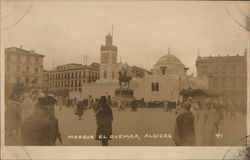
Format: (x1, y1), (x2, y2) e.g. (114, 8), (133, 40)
(2, 1), (249, 74)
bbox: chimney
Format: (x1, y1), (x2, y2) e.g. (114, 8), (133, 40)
(244, 48), (247, 56)
(20, 45), (22, 49)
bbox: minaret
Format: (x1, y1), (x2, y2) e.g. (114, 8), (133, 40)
(100, 29), (118, 81)
(105, 32), (113, 46)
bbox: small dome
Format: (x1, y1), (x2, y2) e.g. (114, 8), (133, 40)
(153, 54), (185, 76)
(154, 54), (183, 67)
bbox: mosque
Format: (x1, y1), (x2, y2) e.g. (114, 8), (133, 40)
(81, 33), (208, 102)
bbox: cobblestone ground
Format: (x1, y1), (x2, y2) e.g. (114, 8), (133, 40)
(5, 105), (247, 146)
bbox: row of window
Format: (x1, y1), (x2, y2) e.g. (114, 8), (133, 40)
(16, 77), (38, 85)
(6, 55), (40, 64)
(200, 64), (246, 75)
(5, 65), (39, 74)
(49, 70), (99, 80)
(48, 88), (82, 92)
(49, 79), (95, 88)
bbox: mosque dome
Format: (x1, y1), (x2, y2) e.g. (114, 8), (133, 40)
(153, 53), (185, 76)
(154, 54), (184, 67)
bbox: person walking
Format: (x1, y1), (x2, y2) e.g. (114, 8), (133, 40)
(192, 102), (205, 146)
(21, 95), (62, 146)
(117, 99), (123, 111)
(187, 97), (205, 145)
(95, 96), (113, 146)
(20, 93), (34, 122)
(213, 100), (223, 133)
(76, 99), (84, 120)
(47, 95), (63, 145)
(174, 102), (195, 146)
(203, 101), (219, 146)
(21, 96), (52, 145)
(57, 96), (63, 112)
(5, 93), (22, 136)
(131, 98), (138, 112)
(30, 90), (39, 105)
(93, 98), (99, 112)
(88, 95), (94, 109)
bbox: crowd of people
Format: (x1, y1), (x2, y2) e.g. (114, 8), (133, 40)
(5, 85), (245, 146)
(173, 97), (241, 146)
(5, 89), (62, 145)
(5, 86), (114, 146)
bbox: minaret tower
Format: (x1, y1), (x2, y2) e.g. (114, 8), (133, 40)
(100, 27), (118, 81)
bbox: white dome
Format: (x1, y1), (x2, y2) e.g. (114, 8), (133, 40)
(154, 54), (184, 67)
(153, 54), (185, 75)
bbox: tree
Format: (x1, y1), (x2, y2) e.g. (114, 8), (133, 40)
(224, 4), (250, 32)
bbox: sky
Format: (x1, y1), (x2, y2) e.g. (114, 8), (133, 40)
(1, 1), (249, 75)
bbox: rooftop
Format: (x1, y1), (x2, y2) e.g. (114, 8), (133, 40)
(53, 62), (100, 71)
(196, 54), (246, 63)
(5, 47), (45, 57)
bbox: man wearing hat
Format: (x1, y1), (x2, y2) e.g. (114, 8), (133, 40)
(21, 95), (51, 145)
(95, 96), (113, 146)
(5, 85), (24, 137)
(47, 95), (62, 145)
(203, 100), (219, 146)
(174, 102), (195, 146)
(21, 95), (62, 146)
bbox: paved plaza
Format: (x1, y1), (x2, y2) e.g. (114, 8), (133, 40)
(5, 105), (247, 146)
(54, 106), (246, 146)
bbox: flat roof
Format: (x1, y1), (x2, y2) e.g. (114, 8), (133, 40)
(5, 47), (45, 57)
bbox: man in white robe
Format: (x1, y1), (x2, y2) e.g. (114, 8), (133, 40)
(21, 93), (34, 122)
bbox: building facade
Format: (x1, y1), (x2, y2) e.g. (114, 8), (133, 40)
(82, 53), (208, 102)
(140, 53), (208, 102)
(196, 50), (247, 103)
(82, 33), (208, 102)
(47, 63), (100, 97)
(5, 47), (45, 90)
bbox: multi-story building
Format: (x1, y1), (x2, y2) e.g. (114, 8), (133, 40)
(47, 63), (100, 97)
(5, 46), (45, 91)
(196, 49), (247, 103)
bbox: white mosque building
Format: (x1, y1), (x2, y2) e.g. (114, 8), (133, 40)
(81, 33), (208, 102)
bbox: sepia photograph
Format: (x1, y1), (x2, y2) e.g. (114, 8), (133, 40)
(1, 0), (249, 159)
